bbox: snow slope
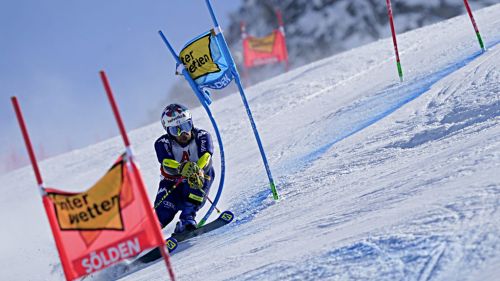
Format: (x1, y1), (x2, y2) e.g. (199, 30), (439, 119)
(1, 4), (499, 281)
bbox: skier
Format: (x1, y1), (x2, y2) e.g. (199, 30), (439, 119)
(153, 103), (215, 234)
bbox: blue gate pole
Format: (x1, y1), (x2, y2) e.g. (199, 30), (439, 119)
(205, 0), (279, 200)
(158, 30), (227, 226)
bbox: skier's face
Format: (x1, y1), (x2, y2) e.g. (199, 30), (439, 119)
(175, 131), (192, 145)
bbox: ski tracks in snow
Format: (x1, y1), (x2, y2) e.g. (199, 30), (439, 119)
(225, 39), (499, 236)
(297, 44), (500, 280)
(222, 40), (500, 280)
(295, 39), (499, 167)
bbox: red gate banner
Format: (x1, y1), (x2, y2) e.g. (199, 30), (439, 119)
(243, 30), (288, 68)
(43, 155), (164, 279)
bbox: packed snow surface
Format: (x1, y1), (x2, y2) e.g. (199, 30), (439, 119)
(1, 4), (499, 281)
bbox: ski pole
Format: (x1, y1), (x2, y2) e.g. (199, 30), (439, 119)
(154, 177), (185, 209)
(155, 175), (220, 213)
(201, 189), (221, 214)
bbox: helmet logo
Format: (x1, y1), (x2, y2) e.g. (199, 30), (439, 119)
(165, 105), (184, 117)
(167, 112), (187, 123)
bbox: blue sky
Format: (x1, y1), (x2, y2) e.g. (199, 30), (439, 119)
(0, 0), (241, 173)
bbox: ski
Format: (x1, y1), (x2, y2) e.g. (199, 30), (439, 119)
(171, 210), (234, 242)
(85, 236), (179, 281)
(136, 210), (234, 264)
(134, 236), (178, 264)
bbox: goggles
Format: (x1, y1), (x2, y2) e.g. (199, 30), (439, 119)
(168, 120), (193, 136)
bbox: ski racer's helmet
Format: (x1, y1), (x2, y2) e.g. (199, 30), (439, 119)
(161, 104), (193, 136)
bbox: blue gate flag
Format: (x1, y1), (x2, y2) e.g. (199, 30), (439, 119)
(203, 0), (279, 201)
(178, 29), (234, 91)
(158, 30), (227, 227)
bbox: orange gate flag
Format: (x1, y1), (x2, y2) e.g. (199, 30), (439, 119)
(43, 155), (165, 279)
(242, 29), (288, 68)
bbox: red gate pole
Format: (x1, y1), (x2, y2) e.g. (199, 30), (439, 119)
(99, 71), (176, 281)
(11, 97), (43, 186)
(11, 96), (73, 281)
(276, 9), (289, 72)
(240, 21), (251, 86)
(463, 0), (485, 51)
(386, 0), (403, 82)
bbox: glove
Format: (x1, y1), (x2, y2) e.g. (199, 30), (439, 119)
(179, 161), (204, 189)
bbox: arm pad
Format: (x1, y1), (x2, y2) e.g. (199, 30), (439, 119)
(163, 158), (180, 169)
(197, 152), (211, 169)
(162, 158), (181, 176)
